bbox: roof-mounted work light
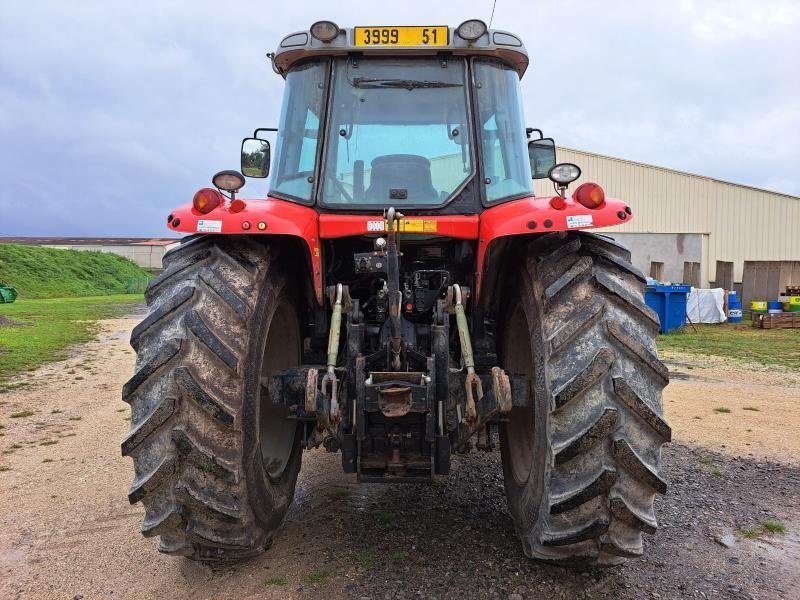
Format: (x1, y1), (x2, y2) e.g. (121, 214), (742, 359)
(456, 19), (488, 42)
(310, 21), (340, 42)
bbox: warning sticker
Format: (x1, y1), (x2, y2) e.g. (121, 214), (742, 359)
(366, 219), (438, 233)
(196, 219), (223, 233)
(566, 215), (593, 229)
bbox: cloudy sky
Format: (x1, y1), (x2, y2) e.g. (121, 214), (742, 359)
(1, 0), (798, 237)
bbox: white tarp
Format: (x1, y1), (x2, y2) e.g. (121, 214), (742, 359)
(686, 288), (727, 324)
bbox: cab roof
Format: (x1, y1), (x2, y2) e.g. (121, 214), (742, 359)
(272, 24), (529, 78)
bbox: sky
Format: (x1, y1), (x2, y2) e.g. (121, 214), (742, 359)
(1, 0), (798, 237)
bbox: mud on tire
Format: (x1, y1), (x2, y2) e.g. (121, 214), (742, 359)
(122, 235), (303, 560)
(499, 231), (671, 566)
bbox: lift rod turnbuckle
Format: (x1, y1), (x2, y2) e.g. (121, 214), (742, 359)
(452, 284), (483, 422)
(321, 283), (343, 420)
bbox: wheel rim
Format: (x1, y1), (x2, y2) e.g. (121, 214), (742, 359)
(258, 302), (300, 480)
(503, 305), (535, 486)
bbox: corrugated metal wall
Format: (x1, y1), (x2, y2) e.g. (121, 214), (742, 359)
(533, 147), (800, 282)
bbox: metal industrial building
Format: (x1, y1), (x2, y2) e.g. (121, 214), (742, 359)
(534, 147), (800, 303)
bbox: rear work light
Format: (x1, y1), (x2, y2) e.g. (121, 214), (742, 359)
(310, 20), (339, 42)
(573, 182), (605, 209)
(193, 188), (222, 214)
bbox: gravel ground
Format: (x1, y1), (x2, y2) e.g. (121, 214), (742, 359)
(1, 313), (798, 599)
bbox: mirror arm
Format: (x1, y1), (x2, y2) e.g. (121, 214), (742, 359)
(526, 127), (543, 140)
(253, 127), (278, 140)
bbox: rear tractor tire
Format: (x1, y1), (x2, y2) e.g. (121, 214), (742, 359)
(499, 232), (671, 566)
(122, 235), (303, 560)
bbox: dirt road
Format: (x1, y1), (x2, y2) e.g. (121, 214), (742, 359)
(1, 312), (798, 599)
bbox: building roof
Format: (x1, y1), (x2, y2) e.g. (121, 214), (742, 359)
(558, 146), (800, 201)
(0, 237), (182, 246)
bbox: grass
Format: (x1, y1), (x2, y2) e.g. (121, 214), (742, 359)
(739, 527), (761, 539)
(68, 416), (81, 421)
(710, 467), (722, 477)
(305, 570), (329, 584)
(9, 410), (34, 418)
(713, 407), (731, 414)
(391, 550), (409, 562)
(356, 551), (374, 570)
(332, 486), (349, 497)
(376, 510), (397, 524)
(0, 295), (143, 381)
(698, 455), (713, 465)
(739, 520), (786, 539)
(0, 243), (150, 298)
(264, 576), (288, 586)
(742, 406), (760, 411)
(762, 519), (786, 534)
(656, 323), (800, 371)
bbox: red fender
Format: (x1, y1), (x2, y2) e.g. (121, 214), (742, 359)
(476, 194), (633, 301)
(167, 197), (323, 305)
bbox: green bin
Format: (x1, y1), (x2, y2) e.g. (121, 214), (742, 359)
(0, 284), (18, 303)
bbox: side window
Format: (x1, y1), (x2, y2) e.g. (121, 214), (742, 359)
(270, 61), (327, 203)
(474, 59), (533, 203)
(298, 110), (320, 172)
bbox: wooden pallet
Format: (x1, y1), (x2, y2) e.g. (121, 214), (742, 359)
(752, 313), (800, 329)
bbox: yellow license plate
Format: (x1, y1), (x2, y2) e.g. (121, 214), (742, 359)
(354, 26), (449, 47)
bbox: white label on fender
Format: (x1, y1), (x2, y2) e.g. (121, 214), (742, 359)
(367, 220), (385, 232)
(566, 214), (593, 228)
(196, 219), (223, 233)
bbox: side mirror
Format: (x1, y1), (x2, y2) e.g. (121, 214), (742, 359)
(528, 138), (556, 180)
(241, 138), (271, 178)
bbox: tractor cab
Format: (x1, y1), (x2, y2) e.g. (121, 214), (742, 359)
(241, 20), (551, 213)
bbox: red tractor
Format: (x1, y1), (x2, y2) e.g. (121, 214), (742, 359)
(123, 20), (670, 566)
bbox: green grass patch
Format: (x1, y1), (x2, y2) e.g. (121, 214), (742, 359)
(710, 467), (722, 477)
(9, 410), (34, 418)
(698, 455), (713, 465)
(356, 551), (374, 570)
(376, 510), (397, 524)
(68, 416), (81, 421)
(264, 576), (288, 586)
(762, 519), (786, 534)
(0, 243), (151, 298)
(332, 486), (349, 497)
(0, 381), (30, 394)
(713, 407), (731, 413)
(742, 406), (760, 412)
(305, 570), (329, 584)
(739, 520), (786, 539)
(739, 527), (761, 539)
(656, 323), (800, 371)
(391, 550), (409, 562)
(0, 295), (143, 381)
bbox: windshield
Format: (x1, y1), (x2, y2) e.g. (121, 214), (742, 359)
(474, 59), (533, 203)
(269, 60), (327, 203)
(321, 57), (473, 207)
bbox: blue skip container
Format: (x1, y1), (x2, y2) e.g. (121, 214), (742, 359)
(644, 284), (692, 334)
